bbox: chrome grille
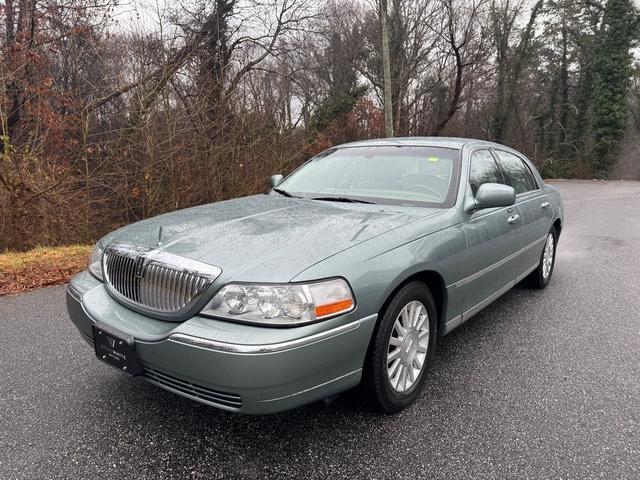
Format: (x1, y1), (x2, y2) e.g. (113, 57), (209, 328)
(103, 243), (221, 316)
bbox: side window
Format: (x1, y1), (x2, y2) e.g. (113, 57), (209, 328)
(494, 150), (538, 195)
(469, 150), (503, 196)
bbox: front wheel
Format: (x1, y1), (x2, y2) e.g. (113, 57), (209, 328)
(363, 282), (437, 413)
(527, 226), (557, 289)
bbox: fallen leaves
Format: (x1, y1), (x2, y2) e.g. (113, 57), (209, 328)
(0, 245), (92, 295)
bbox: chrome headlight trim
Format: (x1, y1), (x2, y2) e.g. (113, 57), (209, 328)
(200, 278), (356, 327)
(88, 243), (104, 281)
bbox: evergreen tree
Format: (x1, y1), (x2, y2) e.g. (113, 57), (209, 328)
(588, 0), (639, 178)
(310, 6), (368, 135)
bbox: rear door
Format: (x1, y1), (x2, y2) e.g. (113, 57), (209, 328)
(492, 149), (553, 279)
(458, 149), (524, 317)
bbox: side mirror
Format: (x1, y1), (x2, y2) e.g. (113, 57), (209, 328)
(467, 183), (515, 212)
(269, 174), (284, 188)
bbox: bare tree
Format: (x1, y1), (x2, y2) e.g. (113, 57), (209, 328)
(1, 0), (639, 250)
(430, 0), (489, 135)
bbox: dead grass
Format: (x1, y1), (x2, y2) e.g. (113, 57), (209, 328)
(0, 245), (92, 295)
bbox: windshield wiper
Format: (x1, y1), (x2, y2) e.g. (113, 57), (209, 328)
(272, 188), (300, 198)
(311, 196), (374, 204)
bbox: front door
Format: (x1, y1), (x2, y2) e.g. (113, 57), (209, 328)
(457, 149), (524, 319)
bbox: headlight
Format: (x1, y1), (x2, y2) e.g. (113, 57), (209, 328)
(88, 243), (104, 281)
(200, 278), (355, 326)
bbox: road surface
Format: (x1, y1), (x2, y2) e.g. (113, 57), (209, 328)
(1, 180), (639, 479)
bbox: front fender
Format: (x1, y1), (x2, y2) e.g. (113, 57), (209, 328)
(293, 216), (467, 331)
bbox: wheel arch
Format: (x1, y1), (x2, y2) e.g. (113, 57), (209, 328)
(553, 217), (562, 239)
(378, 269), (447, 338)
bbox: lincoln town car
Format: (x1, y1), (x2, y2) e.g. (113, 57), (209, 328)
(66, 137), (563, 414)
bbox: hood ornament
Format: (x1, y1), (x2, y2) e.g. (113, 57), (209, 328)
(157, 226), (163, 247)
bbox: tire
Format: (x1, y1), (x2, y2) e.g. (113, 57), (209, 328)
(362, 281), (437, 413)
(526, 226), (558, 289)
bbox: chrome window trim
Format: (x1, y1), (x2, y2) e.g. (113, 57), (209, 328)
(517, 153), (542, 191)
(463, 146), (544, 215)
(465, 147), (506, 202)
(468, 148), (506, 194)
(166, 315), (373, 355)
(515, 190), (544, 200)
(491, 148), (541, 195)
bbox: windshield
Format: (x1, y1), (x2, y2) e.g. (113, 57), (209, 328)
(276, 146), (460, 207)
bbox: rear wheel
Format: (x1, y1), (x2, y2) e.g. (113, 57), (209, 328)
(363, 282), (437, 413)
(527, 226), (557, 289)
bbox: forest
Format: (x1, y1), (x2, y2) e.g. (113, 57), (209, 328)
(1, 0), (639, 250)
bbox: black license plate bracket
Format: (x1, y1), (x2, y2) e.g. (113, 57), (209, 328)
(92, 323), (143, 376)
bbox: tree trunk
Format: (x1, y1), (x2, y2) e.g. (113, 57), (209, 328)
(380, 0), (394, 137)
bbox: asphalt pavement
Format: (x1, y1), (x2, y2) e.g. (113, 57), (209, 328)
(1, 180), (639, 479)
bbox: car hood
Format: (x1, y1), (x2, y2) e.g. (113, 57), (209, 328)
(102, 194), (441, 282)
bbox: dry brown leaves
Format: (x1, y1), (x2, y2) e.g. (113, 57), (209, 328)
(0, 245), (92, 296)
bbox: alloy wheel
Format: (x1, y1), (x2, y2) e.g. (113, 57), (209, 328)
(542, 233), (555, 279)
(386, 300), (429, 392)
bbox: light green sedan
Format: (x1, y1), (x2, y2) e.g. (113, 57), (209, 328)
(66, 137), (563, 414)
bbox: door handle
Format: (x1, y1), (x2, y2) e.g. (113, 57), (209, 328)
(540, 201), (550, 209)
(507, 214), (520, 224)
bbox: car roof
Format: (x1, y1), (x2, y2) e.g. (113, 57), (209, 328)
(335, 136), (499, 150)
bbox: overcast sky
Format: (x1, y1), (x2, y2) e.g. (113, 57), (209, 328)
(107, 0), (640, 61)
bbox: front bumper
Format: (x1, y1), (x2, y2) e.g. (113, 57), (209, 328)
(66, 271), (377, 414)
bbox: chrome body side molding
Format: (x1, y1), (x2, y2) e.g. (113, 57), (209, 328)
(444, 315), (462, 334)
(259, 369), (362, 403)
(166, 315), (374, 354)
(516, 263), (540, 283)
(445, 258), (541, 335)
(462, 280), (514, 322)
(451, 234), (547, 289)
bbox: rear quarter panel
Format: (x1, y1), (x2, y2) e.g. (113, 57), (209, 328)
(545, 184), (565, 228)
